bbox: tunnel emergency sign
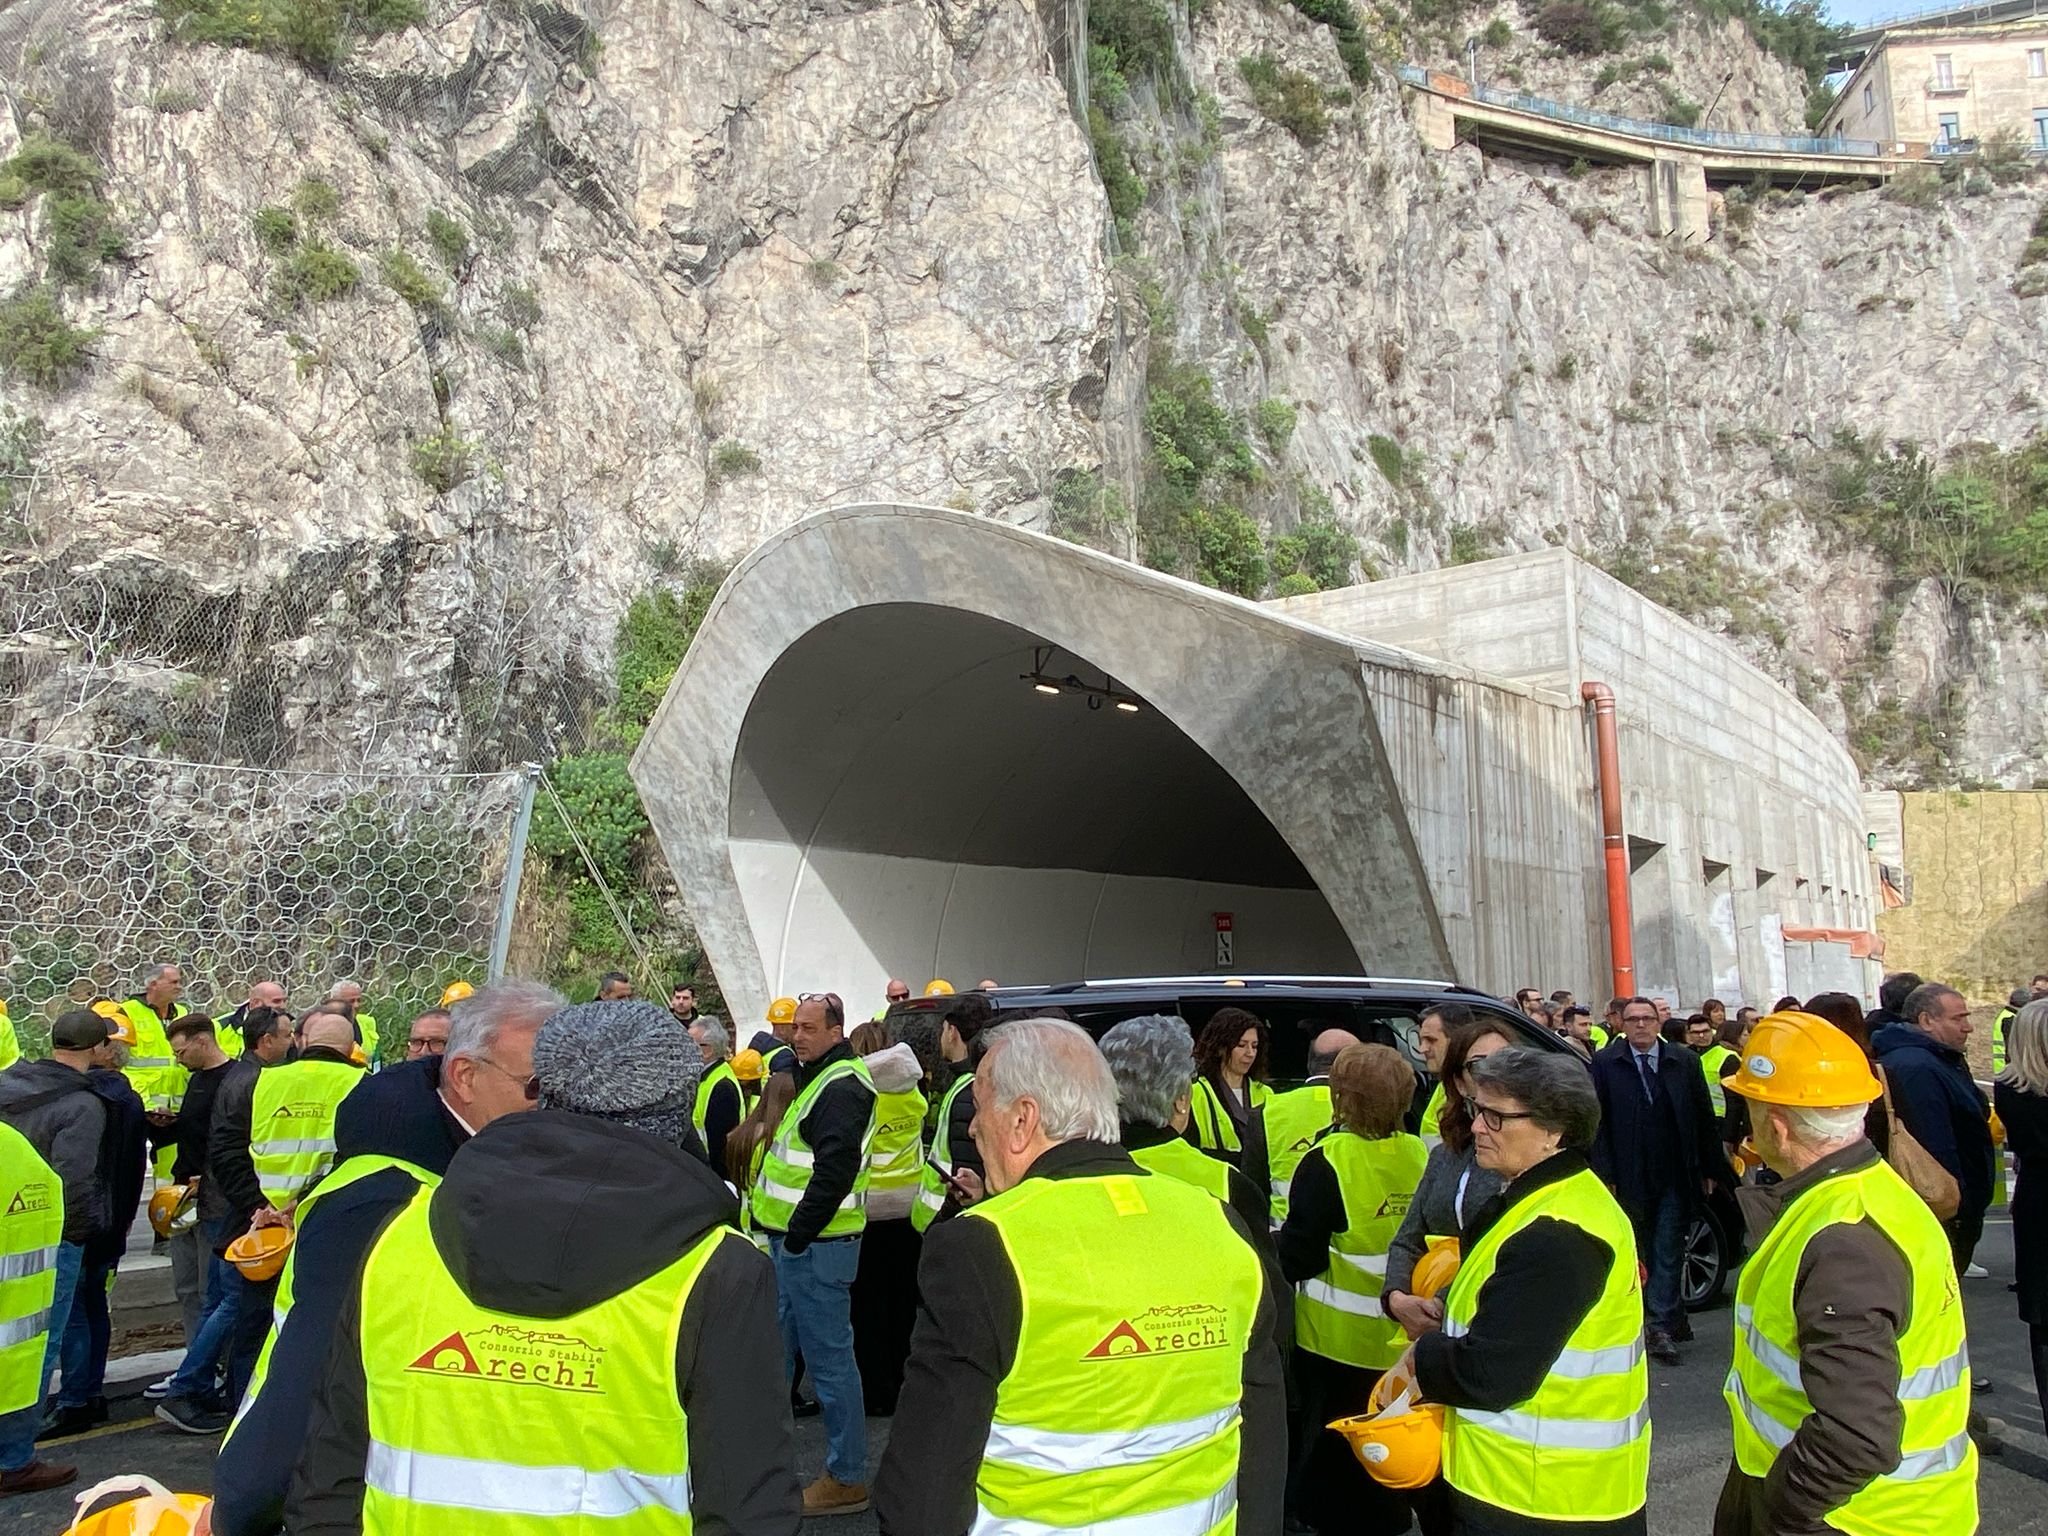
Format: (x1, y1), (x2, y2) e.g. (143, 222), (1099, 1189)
(1214, 913), (1233, 968)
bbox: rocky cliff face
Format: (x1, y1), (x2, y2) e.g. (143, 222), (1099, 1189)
(0, 0), (2042, 786)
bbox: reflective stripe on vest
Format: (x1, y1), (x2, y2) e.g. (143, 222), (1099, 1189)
(1260, 1084), (1332, 1228)
(119, 999), (190, 1113)
(914, 1074), (974, 1234)
(358, 1187), (730, 1535)
(1294, 1132), (1426, 1370)
(691, 1062), (740, 1138)
(748, 1057), (876, 1238)
(1128, 1136), (1232, 1202)
(1723, 1156), (1977, 1536)
(1441, 1166), (1649, 1523)
(0, 1122), (61, 1416)
(869, 1087), (929, 1195)
(226, 1154), (439, 1447)
(250, 1060), (363, 1208)
(966, 1173), (1260, 1536)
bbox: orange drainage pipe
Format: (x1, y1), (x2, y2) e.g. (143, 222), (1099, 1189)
(1581, 681), (1635, 999)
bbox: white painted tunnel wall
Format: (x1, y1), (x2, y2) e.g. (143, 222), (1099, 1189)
(731, 841), (1361, 998)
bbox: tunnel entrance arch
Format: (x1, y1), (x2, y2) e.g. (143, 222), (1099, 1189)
(729, 603), (1361, 991)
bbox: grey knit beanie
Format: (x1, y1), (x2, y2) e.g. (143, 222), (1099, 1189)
(531, 999), (704, 1149)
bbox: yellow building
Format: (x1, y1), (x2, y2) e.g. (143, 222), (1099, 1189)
(1823, 20), (2048, 152)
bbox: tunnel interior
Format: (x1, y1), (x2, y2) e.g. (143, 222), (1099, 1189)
(728, 603), (1361, 992)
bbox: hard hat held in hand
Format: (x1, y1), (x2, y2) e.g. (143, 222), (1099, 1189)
(1411, 1236), (1460, 1300)
(1725, 1011), (1880, 1108)
(1330, 1373), (1445, 1490)
(66, 1476), (210, 1536)
(224, 1225), (293, 1283)
(146, 1184), (198, 1240)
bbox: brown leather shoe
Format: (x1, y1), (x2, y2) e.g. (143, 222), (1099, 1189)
(801, 1475), (870, 1516)
(0, 1460), (77, 1496)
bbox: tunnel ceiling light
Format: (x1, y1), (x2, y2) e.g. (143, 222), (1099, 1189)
(1020, 647), (1142, 714)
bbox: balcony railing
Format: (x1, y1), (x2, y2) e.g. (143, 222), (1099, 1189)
(1396, 65), (1885, 157)
(1926, 69), (1973, 93)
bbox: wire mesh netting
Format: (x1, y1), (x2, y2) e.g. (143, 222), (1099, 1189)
(0, 737), (528, 1043)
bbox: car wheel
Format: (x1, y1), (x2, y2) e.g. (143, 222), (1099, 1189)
(1682, 1208), (1727, 1311)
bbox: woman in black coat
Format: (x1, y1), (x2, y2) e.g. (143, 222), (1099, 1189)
(1993, 997), (2048, 1431)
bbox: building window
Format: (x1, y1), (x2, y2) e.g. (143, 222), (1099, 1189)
(2030, 48), (2046, 77)
(1934, 54), (1955, 89)
(2036, 108), (2048, 148)
(1939, 111), (1961, 144)
(1863, 82), (1874, 113)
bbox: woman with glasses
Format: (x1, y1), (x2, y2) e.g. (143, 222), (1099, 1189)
(1389, 1047), (1649, 1536)
(1276, 1043), (1429, 1536)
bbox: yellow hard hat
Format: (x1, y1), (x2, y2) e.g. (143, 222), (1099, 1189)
(1732, 1138), (1764, 1175)
(147, 1184), (198, 1240)
(1725, 1011), (1880, 1108)
(95, 1002), (138, 1048)
(1329, 1398), (1445, 1490)
(66, 1476), (211, 1536)
(440, 980), (475, 1007)
(732, 1048), (765, 1083)
(0, 997), (9, 1016)
(1411, 1236), (1460, 1300)
(924, 980), (955, 997)
(224, 1225), (293, 1283)
(766, 996), (799, 1026)
(1991, 1108), (2006, 1146)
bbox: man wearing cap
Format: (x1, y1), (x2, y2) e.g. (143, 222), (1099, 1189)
(0, 1008), (123, 1492)
(1714, 1011), (1977, 1536)
(288, 999), (799, 1536)
(212, 980), (561, 1536)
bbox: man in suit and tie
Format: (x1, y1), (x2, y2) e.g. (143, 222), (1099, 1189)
(1591, 995), (1730, 1364)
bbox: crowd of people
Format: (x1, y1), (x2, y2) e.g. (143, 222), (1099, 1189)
(0, 961), (2025, 1535)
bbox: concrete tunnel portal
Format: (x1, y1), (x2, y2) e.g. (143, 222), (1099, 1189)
(728, 602), (1363, 991)
(631, 503), (1456, 1026)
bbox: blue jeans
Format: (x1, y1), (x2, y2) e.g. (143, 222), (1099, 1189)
(0, 1240), (83, 1471)
(167, 1219), (239, 1402)
(58, 1257), (115, 1407)
(772, 1236), (866, 1484)
(1640, 1186), (1687, 1334)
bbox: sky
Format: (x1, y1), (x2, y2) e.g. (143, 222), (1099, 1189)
(1819, 0), (1947, 25)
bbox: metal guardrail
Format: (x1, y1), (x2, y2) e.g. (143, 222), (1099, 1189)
(1396, 64), (1886, 158)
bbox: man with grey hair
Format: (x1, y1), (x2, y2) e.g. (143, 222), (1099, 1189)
(210, 979), (563, 1536)
(691, 1016), (742, 1169)
(1101, 1014), (1270, 1237)
(290, 999), (799, 1536)
(1872, 981), (1995, 1274)
(876, 1018), (1285, 1536)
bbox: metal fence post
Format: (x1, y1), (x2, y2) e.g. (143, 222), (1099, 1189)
(488, 764), (542, 982)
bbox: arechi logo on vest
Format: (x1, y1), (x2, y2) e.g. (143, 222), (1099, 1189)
(4, 1181), (51, 1216)
(1373, 1192), (1413, 1220)
(408, 1324), (608, 1393)
(269, 1102), (332, 1122)
(1084, 1304), (1233, 1360)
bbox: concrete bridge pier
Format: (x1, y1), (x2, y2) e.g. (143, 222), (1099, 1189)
(1646, 154), (1711, 242)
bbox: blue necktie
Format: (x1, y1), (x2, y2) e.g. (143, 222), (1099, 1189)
(1636, 1050), (1657, 1103)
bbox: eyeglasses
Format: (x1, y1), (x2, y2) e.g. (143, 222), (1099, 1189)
(473, 1053), (540, 1101)
(406, 1035), (448, 1056)
(1464, 1095), (1538, 1133)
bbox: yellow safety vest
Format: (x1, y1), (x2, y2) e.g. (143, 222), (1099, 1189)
(1261, 1084), (1332, 1227)
(358, 1187), (733, 1534)
(1129, 1134), (1233, 1201)
(0, 1122), (61, 1416)
(1419, 1082), (1446, 1147)
(0, 1016), (19, 1073)
(966, 1171), (1261, 1536)
(250, 1059), (363, 1208)
(356, 1012), (382, 1065)
(226, 1154), (438, 1444)
(119, 998), (188, 1114)
(1724, 1157), (1976, 1536)
(1995, 1010), (2013, 1074)
(1294, 1131), (1427, 1370)
(1699, 1045), (1736, 1116)
(867, 1086), (928, 1199)
(748, 1057), (875, 1238)
(1190, 1076), (1271, 1158)
(913, 1073), (973, 1234)
(690, 1062), (740, 1140)
(1442, 1166), (1649, 1522)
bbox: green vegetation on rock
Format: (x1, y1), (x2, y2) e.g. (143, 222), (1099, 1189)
(1237, 54), (1329, 148)
(0, 284), (97, 390)
(159, 0), (426, 74)
(0, 136), (123, 291)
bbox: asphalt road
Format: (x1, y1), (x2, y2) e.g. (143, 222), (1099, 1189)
(7, 1218), (2045, 1533)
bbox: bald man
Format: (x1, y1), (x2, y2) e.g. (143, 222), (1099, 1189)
(1249, 1027), (1363, 1228)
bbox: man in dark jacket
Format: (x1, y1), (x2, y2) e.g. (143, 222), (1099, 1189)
(158, 1015), (233, 1376)
(1590, 996), (1728, 1363)
(286, 999), (798, 1536)
(0, 1008), (117, 1490)
(875, 1018), (1285, 1536)
(1863, 971), (1922, 1037)
(210, 980), (559, 1536)
(1871, 982), (1995, 1273)
(43, 1045), (146, 1436)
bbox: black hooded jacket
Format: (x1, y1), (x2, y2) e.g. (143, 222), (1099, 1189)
(286, 1110), (800, 1536)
